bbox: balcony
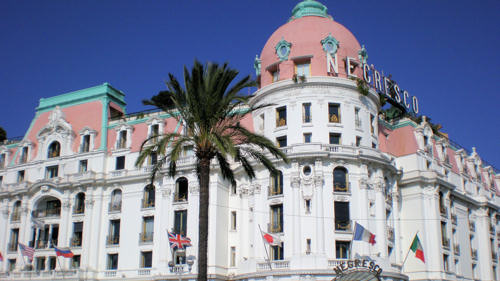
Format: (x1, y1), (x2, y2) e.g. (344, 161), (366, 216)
(453, 243), (460, 256)
(469, 222), (476, 232)
(442, 238), (450, 249)
(257, 260), (289, 271)
(387, 226), (395, 241)
(108, 202), (122, 213)
(35, 240), (50, 249)
(139, 232), (154, 244)
(32, 208), (60, 218)
(7, 243), (17, 253)
(141, 199), (155, 209)
(70, 236), (82, 247)
(106, 235), (120, 246)
(335, 220), (351, 232)
(333, 183), (349, 193)
(173, 192), (188, 203)
(11, 211), (21, 222)
(451, 213), (457, 225)
(268, 186), (283, 197)
(72, 206), (85, 215)
(471, 249), (478, 260)
(268, 223), (283, 234)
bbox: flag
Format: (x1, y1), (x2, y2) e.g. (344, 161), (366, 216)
(261, 231), (282, 246)
(54, 247), (74, 258)
(18, 243), (35, 261)
(353, 222), (376, 245)
(410, 234), (425, 263)
(167, 231), (192, 249)
(31, 216), (44, 229)
(0, 251), (3, 262)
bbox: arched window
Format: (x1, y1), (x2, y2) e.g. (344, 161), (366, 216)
(74, 192), (85, 214)
(142, 185), (155, 208)
(47, 141), (61, 158)
(174, 177), (188, 202)
(269, 170), (283, 196)
(11, 201), (21, 221)
(110, 189), (122, 212)
(333, 167), (348, 192)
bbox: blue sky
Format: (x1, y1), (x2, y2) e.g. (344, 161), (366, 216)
(1, 0), (499, 168)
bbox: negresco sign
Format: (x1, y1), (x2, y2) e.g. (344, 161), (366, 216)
(332, 259), (382, 281)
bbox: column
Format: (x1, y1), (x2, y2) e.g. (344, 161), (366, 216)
(475, 207), (493, 280)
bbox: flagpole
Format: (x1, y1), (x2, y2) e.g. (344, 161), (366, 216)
(258, 224), (273, 270)
(56, 255), (66, 280)
(349, 221), (356, 259)
(402, 231), (419, 269)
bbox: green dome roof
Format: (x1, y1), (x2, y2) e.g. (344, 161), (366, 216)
(290, 0), (330, 20)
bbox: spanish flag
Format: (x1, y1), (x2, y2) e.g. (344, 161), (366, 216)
(410, 234), (425, 263)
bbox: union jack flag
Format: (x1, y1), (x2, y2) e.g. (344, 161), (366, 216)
(167, 231), (192, 249)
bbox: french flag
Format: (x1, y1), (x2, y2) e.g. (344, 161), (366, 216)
(353, 222), (376, 245)
(54, 247), (74, 258)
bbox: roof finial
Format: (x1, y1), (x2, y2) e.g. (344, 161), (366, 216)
(290, 0), (331, 21)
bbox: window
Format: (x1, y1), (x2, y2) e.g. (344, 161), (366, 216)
(231, 184), (237, 195)
(77, 159), (87, 174)
(17, 170), (24, 183)
(71, 222), (83, 247)
(71, 255), (81, 269)
(148, 152), (158, 165)
(329, 133), (341, 145)
(372, 142), (377, 149)
(336, 241), (350, 259)
(271, 243), (284, 260)
(231, 211), (237, 231)
(141, 251), (153, 268)
(334, 202), (350, 231)
(8, 259), (16, 272)
(107, 254), (119, 270)
(441, 221), (448, 247)
(276, 106), (287, 127)
(276, 136), (287, 148)
(272, 70), (280, 82)
(108, 219), (120, 245)
(35, 256), (46, 271)
(48, 141), (61, 158)
(175, 177), (189, 202)
(141, 216), (154, 243)
(370, 114), (375, 134)
(305, 199), (311, 213)
(118, 130), (127, 149)
(302, 103), (312, 123)
(270, 204), (283, 233)
(45, 165), (59, 179)
(110, 189), (122, 212)
(174, 210), (188, 236)
(354, 108), (361, 128)
(328, 103), (340, 123)
(0, 153), (5, 168)
(142, 184), (155, 208)
(443, 254), (449, 272)
(258, 114), (265, 132)
(0, 176), (2, 185)
(11, 201), (21, 221)
(20, 146), (28, 163)
(333, 167), (348, 192)
(269, 171), (283, 196)
(306, 239), (311, 254)
(355, 136), (362, 147)
(115, 156), (125, 170)
(150, 124), (160, 143)
(303, 133), (312, 143)
(296, 63), (310, 77)
(73, 193), (85, 214)
(49, 256), (57, 270)
(81, 135), (90, 152)
(9, 228), (19, 251)
(230, 247), (236, 267)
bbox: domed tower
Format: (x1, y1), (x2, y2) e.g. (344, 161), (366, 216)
(245, 1), (406, 280)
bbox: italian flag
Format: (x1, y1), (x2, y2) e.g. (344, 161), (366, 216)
(410, 234), (425, 263)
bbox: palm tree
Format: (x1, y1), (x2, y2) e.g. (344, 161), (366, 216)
(136, 60), (289, 281)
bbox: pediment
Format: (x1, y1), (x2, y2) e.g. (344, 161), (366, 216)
(37, 106), (74, 139)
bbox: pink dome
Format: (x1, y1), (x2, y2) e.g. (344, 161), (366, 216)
(259, 15), (362, 88)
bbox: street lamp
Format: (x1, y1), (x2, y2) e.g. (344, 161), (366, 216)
(168, 254), (195, 280)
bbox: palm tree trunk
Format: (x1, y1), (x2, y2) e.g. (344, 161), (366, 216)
(197, 157), (210, 281)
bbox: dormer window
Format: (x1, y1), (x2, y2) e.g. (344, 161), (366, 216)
(295, 63), (310, 77)
(118, 131), (127, 149)
(0, 153), (5, 169)
(148, 123), (160, 144)
(81, 135), (90, 153)
(47, 142), (60, 158)
(79, 127), (97, 153)
(114, 123), (133, 150)
(272, 70), (280, 82)
(20, 147), (29, 163)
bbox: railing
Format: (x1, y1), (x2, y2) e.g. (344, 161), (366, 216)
(453, 243), (460, 256)
(32, 208), (61, 218)
(268, 185), (283, 197)
(139, 232), (154, 244)
(71, 236), (82, 247)
(257, 260), (289, 270)
(35, 240), (49, 249)
(328, 259), (349, 267)
(105, 270), (117, 277)
(173, 192), (188, 202)
(451, 213), (457, 225)
(10, 211), (21, 222)
(469, 222), (476, 232)
(138, 269), (151, 275)
(141, 199), (155, 209)
(333, 183), (349, 193)
(471, 249), (478, 260)
(108, 202), (121, 213)
(106, 235), (120, 246)
(268, 223), (283, 234)
(335, 220), (351, 232)
(7, 243), (17, 252)
(73, 206), (85, 215)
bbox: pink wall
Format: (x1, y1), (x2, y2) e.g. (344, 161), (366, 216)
(378, 125), (419, 157)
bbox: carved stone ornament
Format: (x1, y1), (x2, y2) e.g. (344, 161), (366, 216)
(189, 184), (200, 195)
(238, 184), (249, 196)
(161, 188), (172, 198)
(291, 177), (301, 189)
(251, 184), (261, 194)
(314, 176), (324, 187)
(37, 106), (74, 141)
(423, 186), (438, 198)
(358, 178), (369, 189)
(84, 199), (94, 208)
(40, 185), (50, 193)
(63, 201), (71, 210)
